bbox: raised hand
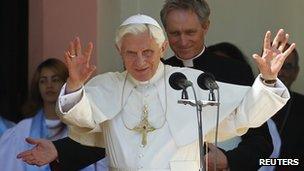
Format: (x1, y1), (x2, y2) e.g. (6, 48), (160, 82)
(253, 29), (296, 80)
(17, 138), (58, 166)
(64, 37), (96, 93)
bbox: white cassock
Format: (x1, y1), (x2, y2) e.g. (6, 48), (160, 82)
(57, 63), (289, 171)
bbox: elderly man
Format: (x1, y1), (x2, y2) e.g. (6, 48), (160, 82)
(18, 14), (294, 171)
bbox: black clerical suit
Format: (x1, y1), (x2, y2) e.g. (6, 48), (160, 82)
(52, 137), (105, 171)
(272, 91), (304, 171)
(163, 47), (273, 171)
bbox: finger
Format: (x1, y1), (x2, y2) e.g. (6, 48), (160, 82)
(17, 150), (33, 158)
(263, 31), (271, 50)
(252, 53), (263, 66)
(22, 154), (36, 161)
(75, 37), (82, 57)
(25, 137), (40, 145)
(36, 160), (46, 167)
(23, 158), (39, 165)
(68, 41), (76, 56)
(281, 43), (296, 61)
(278, 34), (289, 52)
(64, 52), (73, 69)
(84, 42), (93, 66)
(272, 29), (284, 49)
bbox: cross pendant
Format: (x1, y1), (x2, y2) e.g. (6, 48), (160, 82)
(132, 105), (156, 147)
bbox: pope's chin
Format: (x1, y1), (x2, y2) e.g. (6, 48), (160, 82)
(131, 71), (153, 82)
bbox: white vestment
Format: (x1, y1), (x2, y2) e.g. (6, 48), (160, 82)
(57, 63), (289, 171)
(0, 116), (107, 171)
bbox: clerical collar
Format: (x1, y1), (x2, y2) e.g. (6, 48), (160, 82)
(176, 46), (206, 67)
(128, 62), (165, 86)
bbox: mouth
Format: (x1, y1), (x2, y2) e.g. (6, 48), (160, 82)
(178, 48), (193, 54)
(46, 91), (57, 95)
(135, 67), (149, 72)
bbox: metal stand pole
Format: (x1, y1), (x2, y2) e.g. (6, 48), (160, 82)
(178, 99), (219, 171)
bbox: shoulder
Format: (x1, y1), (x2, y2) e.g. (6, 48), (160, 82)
(1, 118), (32, 139)
(0, 118), (33, 144)
(86, 71), (127, 87)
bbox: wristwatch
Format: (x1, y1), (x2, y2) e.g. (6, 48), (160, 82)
(260, 77), (277, 87)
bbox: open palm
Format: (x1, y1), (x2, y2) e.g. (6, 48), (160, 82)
(253, 29), (296, 80)
(17, 138), (58, 166)
(64, 37), (96, 93)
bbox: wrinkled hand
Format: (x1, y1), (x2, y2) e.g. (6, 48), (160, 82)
(64, 37), (96, 93)
(17, 137), (58, 167)
(204, 143), (229, 171)
(253, 29), (296, 80)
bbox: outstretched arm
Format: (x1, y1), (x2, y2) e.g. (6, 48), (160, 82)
(53, 137), (106, 170)
(17, 138), (58, 166)
(17, 137), (106, 170)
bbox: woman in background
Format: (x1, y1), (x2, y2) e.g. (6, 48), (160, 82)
(0, 58), (107, 171)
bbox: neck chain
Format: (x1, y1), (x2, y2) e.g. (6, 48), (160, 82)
(120, 68), (168, 146)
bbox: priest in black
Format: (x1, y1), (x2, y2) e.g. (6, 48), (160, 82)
(160, 1), (273, 170)
(273, 45), (304, 171)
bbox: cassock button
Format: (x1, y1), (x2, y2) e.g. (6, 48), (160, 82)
(138, 154), (144, 158)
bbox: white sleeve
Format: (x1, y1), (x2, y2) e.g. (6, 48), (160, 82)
(55, 73), (122, 133)
(205, 76), (289, 142)
(57, 83), (84, 113)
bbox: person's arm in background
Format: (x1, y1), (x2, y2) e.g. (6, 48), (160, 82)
(53, 137), (106, 171)
(17, 137), (106, 171)
(224, 123), (273, 171)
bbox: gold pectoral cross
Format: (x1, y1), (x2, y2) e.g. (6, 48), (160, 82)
(132, 105), (156, 147)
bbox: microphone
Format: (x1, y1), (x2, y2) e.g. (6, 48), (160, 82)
(197, 73), (219, 101)
(169, 72), (193, 99)
(169, 72), (193, 90)
(197, 72), (219, 90)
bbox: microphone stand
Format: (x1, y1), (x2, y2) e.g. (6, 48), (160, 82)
(177, 86), (219, 171)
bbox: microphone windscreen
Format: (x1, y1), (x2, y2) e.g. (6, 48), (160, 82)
(197, 72), (218, 90)
(169, 72), (187, 90)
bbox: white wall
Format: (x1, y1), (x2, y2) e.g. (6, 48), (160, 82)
(97, 0), (303, 94)
(97, 0), (123, 73)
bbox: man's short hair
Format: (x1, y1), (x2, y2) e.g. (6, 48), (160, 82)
(115, 24), (166, 50)
(160, 0), (210, 28)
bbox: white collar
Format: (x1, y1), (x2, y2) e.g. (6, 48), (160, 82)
(176, 46), (205, 67)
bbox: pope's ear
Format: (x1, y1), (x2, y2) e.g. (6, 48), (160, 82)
(115, 44), (121, 55)
(160, 41), (169, 57)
